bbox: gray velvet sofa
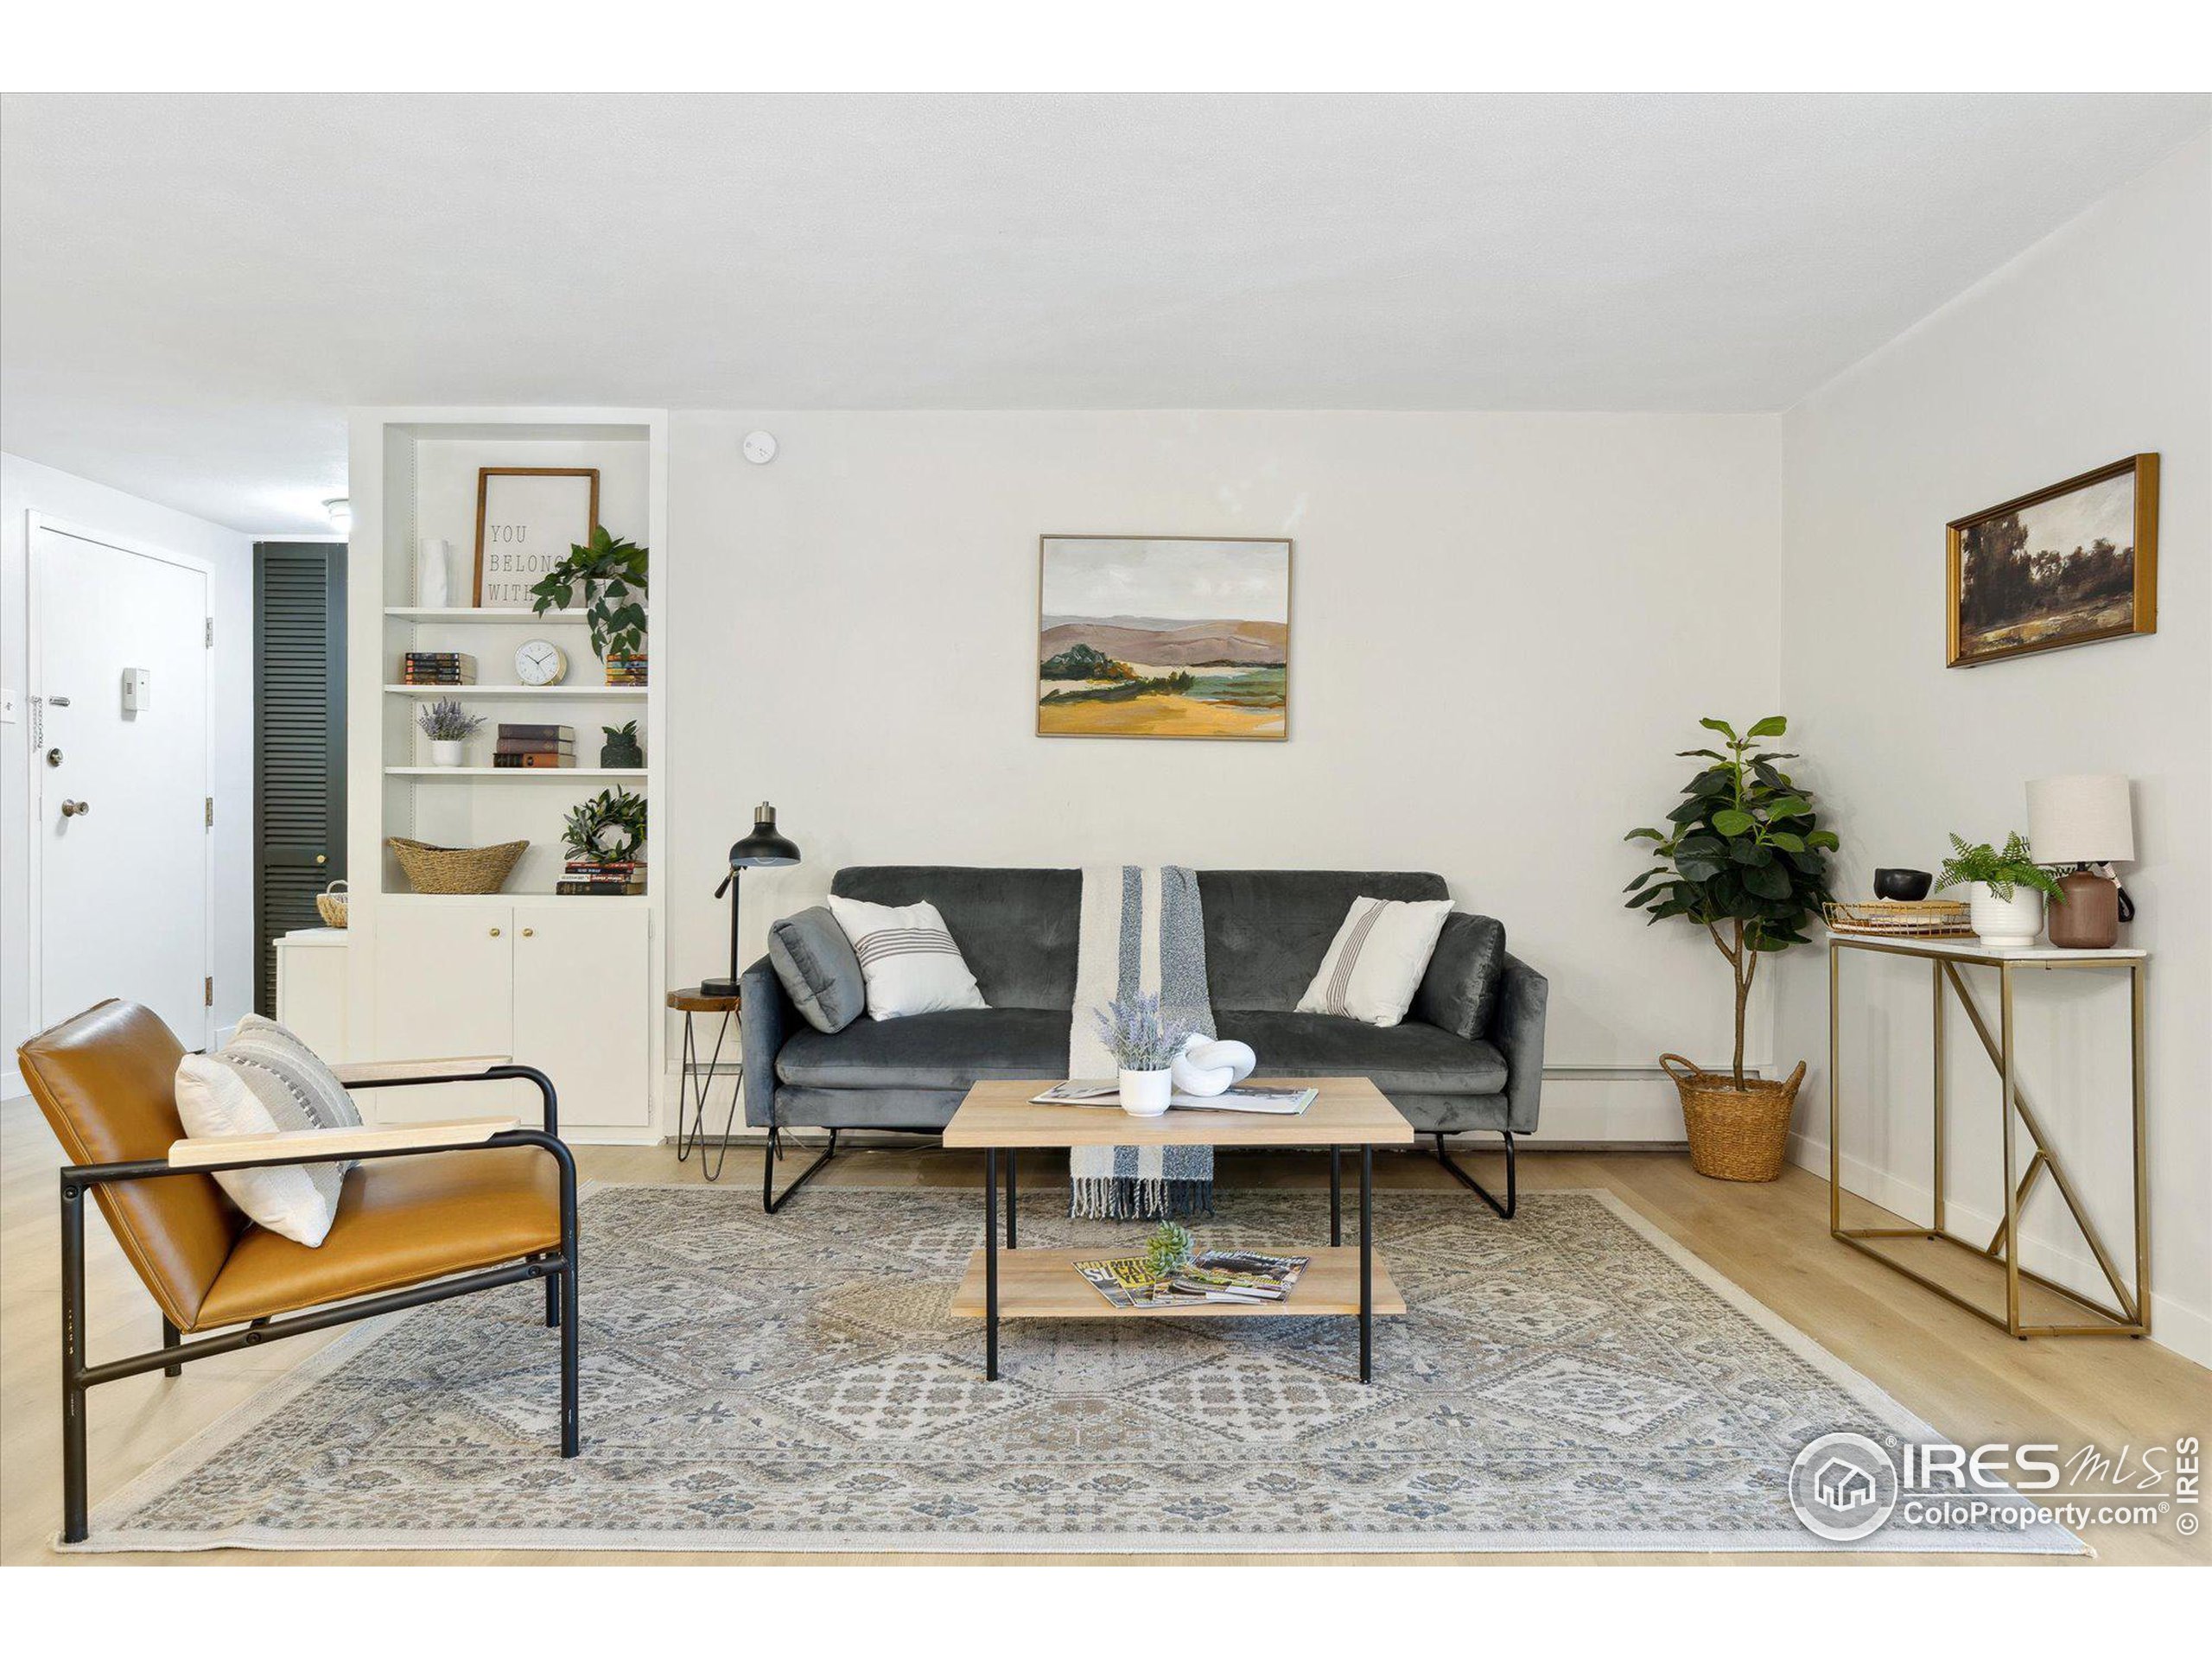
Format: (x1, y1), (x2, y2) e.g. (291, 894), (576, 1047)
(740, 867), (1548, 1215)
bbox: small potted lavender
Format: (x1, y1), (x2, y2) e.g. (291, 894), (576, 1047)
(416, 697), (485, 767)
(1092, 993), (1194, 1118)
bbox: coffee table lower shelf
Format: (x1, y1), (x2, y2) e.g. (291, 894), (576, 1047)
(949, 1247), (1406, 1319)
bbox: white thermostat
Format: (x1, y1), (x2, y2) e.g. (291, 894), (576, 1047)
(121, 667), (152, 712)
(743, 430), (778, 465)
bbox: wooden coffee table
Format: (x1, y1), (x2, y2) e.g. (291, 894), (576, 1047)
(943, 1077), (1414, 1382)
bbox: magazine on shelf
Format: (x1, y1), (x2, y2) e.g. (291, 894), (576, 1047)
(1073, 1250), (1310, 1309)
(1029, 1080), (1318, 1116)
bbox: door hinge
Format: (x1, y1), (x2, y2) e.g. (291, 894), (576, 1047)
(205, 796), (214, 829)
(205, 976), (214, 1007)
(205, 616), (213, 648)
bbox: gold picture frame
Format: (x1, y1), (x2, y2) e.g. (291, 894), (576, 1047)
(1036, 534), (1292, 741)
(1947, 454), (2158, 668)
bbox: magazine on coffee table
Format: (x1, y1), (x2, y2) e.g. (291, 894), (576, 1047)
(1074, 1250), (1310, 1309)
(1030, 1080), (1317, 1115)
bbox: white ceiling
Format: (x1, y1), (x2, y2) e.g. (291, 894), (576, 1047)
(3, 92), (2207, 535)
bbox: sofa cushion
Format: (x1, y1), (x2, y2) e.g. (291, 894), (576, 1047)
(1295, 896), (1453, 1027)
(832, 867), (1079, 1010)
(776, 1007), (1071, 1091)
(1214, 1009), (1507, 1096)
(1198, 870), (1450, 1010)
(1412, 912), (1509, 1041)
(768, 906), (868, 1033)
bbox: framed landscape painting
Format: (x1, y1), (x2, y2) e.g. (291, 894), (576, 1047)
(1948, 454), (2158, 667)
(1037, 536), (1291, 740)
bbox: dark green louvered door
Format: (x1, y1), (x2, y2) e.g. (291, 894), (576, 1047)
(253, 541), (347, 1016)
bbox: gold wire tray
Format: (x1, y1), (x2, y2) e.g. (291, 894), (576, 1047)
(1824, 899), (1974, 938)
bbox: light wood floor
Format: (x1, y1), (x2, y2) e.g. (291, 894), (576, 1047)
(3, 1096), (2204, 1567)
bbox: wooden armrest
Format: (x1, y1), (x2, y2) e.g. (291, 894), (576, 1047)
(328, 1055), (511, 1084)
(168, 1116), (518, 1169)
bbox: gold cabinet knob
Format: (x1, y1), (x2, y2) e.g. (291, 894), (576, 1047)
(489, 926), (502, 938)
(521, 926), (535, 938)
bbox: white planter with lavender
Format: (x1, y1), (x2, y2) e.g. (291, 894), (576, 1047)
(416, 697), (485, 769)
(1092, 994), (1195, 1120)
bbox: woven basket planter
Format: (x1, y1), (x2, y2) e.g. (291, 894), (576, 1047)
(1660, 1053), (1808, 1182)
(315, 880), (349, 927)
(386, 837), (526, 895)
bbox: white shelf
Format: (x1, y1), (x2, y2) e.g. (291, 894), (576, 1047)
(385, 766), (648, 780)
(385, 607), (594, 624)
(384, 683), (646, 698)
(378, 891), (649, 906)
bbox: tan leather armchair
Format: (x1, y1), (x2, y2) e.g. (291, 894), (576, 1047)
(17, 999), (579, 1544)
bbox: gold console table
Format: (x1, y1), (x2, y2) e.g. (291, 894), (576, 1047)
(1827, 934), (2146, 1340)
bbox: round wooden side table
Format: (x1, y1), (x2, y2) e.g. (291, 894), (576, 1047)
(668, 986), (742, 1181)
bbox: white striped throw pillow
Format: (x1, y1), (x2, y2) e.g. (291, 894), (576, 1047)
(826, 895), (988, 1021)
(1295, 896), (1453, 1027)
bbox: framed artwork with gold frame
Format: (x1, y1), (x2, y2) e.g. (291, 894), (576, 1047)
(1947, 454), (2158, 668)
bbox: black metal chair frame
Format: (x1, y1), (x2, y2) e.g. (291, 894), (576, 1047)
(56, 1065), (578, 1545)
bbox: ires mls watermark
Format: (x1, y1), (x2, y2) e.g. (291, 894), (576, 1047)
(1788, 1432), (2201, 1543)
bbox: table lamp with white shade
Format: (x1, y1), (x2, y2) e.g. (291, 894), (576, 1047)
(2026, 773), (2135, 949)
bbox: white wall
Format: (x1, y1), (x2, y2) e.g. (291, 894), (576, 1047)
(0, 453), (257, 1094)
(1773, 133), (2211, 1363)
(667, 410), (1783, 1141)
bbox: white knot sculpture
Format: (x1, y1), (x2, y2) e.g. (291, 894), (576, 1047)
(1171, 1035), (1257, 1098)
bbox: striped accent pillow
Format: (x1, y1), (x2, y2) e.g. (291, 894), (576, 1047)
(175, 1052), (346, 1247)
(1295, 896), (1454, 1027)
(827, 895), (988, 1020)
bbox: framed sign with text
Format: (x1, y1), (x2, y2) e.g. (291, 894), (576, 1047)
(474, 467), (601, 607)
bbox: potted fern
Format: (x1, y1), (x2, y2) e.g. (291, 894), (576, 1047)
(1625, 715), (1837, 1179)
(1937, 832), (2061, 950)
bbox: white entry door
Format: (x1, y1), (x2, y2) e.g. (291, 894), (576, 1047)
(32, 520), (213, 1048)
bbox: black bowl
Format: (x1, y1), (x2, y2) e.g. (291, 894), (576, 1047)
(1874, 868), (1933, 901)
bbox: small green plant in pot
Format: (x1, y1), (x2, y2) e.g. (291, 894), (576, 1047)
(1938, 831), (2061, 950)
(598, 720), (644, 770)
(1625, 715), (1836, 1179)
(528, 526), (647, 683)
(1145, 1219), (1197, 1277)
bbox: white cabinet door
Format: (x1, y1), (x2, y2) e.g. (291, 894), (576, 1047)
(368, 902), (527, 1124)
(512, 903), (650, 1128)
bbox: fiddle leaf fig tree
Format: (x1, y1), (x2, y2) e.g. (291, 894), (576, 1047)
(1624, 715), (1838, 1088)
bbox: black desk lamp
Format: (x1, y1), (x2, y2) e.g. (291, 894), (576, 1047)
(700, 802), (800, 997)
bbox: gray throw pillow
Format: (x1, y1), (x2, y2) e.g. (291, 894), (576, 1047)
(768, 906), (868, 1033)
(1411, 912), (1508, 1041)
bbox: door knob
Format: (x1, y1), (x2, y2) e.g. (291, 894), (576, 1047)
(45, 748), (62, 766)
(60, 798), (89, 817)
(315, 853), (328, 865)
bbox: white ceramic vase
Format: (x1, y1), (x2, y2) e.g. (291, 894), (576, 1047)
(1967, 881), (2044, 950)
(1118, 1067), (1173, 1117)
(429, 739), (465, 767)
(416, 537), (451, 608)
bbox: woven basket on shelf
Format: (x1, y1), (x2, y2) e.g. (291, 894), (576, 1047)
(1660, 1053), (1807, 1182)
(1823, 899), (1973, 938)
(315, 879), (349, 928)
(386, 837), (527, 895)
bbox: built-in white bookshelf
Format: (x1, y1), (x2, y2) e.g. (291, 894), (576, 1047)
(343, 406), (670, 1141)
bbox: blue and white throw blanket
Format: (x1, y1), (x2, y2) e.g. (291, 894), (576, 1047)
(1068, 865), (1215, 1220)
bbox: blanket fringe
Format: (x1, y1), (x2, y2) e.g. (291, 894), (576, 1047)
(1068, 1176), (1215, 1222)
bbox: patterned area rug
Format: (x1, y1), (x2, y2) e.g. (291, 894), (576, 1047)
(77, 1185), (2080, 1554)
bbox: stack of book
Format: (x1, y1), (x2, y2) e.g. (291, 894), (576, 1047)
(1076, 1250), (1308, 1309)
(557, 859), (645, 897)
(401, 652), (476, 685)
(603, 653), (648, 687)
(493, 723), (574, 769)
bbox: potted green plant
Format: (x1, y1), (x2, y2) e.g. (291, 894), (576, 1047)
(415, 697), (485, 766)
(1625, 715), (1836, 1180)
(598, 720), (644, 770)
(1937, 832), (2061, 950)
(1090, 993), (1196, 1118)
(527, 526), (648, 684)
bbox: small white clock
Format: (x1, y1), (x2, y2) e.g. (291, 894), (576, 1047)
(515, 639), (568, 686)
(743, 429), (778, 465)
